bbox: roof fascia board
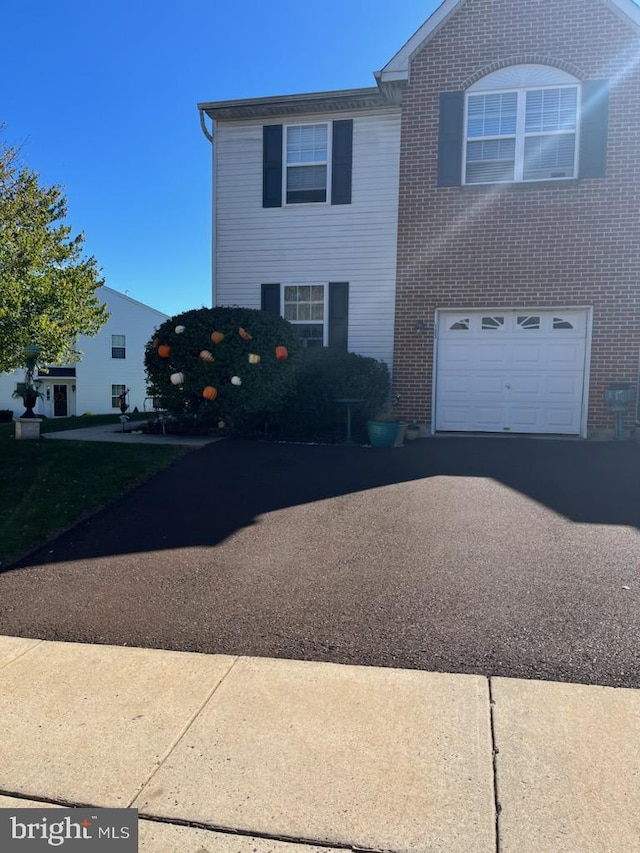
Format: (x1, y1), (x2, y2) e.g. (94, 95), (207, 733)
(378, 0), (640, 83)
(601, 0), (640, 31)
(197, 87), (397, 120)
(378, 0), (464, 81)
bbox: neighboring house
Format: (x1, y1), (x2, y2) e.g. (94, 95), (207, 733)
(0, 287), (168, 418)
(199, 0), (640, 438)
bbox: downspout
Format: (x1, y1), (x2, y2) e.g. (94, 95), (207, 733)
(199, 109), (216, 307)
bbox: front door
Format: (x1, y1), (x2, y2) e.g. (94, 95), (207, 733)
(53, 384), (68, 417)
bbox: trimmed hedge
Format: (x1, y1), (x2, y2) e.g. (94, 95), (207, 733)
(272, 348), (390, 442)
(144, 306), (303, 435)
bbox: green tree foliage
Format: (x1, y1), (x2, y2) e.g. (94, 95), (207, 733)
(144, 306), (303, 433)
(0, 140), (108, 373)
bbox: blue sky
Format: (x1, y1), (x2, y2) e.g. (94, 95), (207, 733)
(2, 1), (440, 317)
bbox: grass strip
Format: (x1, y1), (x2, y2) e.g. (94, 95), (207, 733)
(0, 423), (185, 566)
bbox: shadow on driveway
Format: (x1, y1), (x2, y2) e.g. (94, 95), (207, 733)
(9, 436), (640, 565)
(1, 437), (638, 688)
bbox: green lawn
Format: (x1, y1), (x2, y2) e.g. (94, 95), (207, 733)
(0, 420), (185, 567)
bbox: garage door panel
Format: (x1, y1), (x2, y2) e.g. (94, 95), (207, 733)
(436, 404), (505, 432)
(435, 309), (588, 435)
(509, 407), (543, 430)
(511, 344), (544, 366)
(547, 374), (583, 398)
(544, 407), (582, 430)
(547, 342), (585, 367)
(438, 341), (475, 364)
(476, 344), (509, 365)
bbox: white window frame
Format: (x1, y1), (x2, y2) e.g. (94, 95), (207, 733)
(463, 84), (580, 185)
(111, 383), (127, 409)
(283, 122), (331, 206)
(281, 283), (328, 347)
(111, 334), (126, 359)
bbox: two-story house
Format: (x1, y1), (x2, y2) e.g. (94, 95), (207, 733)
(199, 0), (640, 439)
(0, 287), (168, 417)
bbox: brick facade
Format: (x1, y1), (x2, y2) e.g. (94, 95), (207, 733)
(392, 0), (640, 434)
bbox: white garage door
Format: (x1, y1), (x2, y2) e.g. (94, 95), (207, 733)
(435, 309), (589, 435)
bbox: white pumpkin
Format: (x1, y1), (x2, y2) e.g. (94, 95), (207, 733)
(170, 372), (184, 385)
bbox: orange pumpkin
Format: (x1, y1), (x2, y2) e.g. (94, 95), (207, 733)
(202, 386), (218, 401)
(211, 331), (224, 344)
(157, 344), (171, 358)
(199, 350), (214, 362)
(275, 346), (289, 360)
(239, 327), (253, 341)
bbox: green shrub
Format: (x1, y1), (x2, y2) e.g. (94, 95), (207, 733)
(272, 348), (390, 442)
(144, 306), (303, 435)
(0, 410), (13, 423)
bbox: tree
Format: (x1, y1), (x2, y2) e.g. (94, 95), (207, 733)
(145, 306), (303, 434)
(0, 139), (108, 373)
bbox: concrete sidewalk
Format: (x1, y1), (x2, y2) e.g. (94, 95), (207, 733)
(42, 422), (223, 447)
(0, 637), (638, 853)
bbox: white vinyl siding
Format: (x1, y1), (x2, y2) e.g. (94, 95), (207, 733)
(213, 110), (401, 366)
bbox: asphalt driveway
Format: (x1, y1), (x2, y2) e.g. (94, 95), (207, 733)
(1, 436), (639, 688)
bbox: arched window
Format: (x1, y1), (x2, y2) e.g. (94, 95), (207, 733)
(464, 65), (579, 184)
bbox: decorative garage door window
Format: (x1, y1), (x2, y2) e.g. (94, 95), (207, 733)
(441, 312), (585, 335)
(553, 317), (574, 329)
(449, 318), (470, 330)
(481, 316), (505, 330)
(517, 315), (540, 330)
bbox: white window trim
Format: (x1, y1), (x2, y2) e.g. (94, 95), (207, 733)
(111, 334), (126, 359)
(463, 84), (581, 185)
(281, 283), (329, 347)
(283, 122), (332, 206)
(111, 383), (127, 409)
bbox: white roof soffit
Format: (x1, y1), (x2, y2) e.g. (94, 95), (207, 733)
(377, 0), (640, 83)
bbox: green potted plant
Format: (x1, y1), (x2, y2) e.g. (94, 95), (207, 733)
(12, 381), (43, 418)
(366, 410), (400, 448)
(405, 420), (420, 441)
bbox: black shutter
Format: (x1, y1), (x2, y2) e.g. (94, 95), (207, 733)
(579, 80), (609, 179)
(328, 282), (349, 350)
(331, 119), (353, 205)
(437, 92), (465, 187)
(263, 125), (283, 207)
(261, 283), (281, 315)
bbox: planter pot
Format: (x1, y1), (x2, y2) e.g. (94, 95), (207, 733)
(405, 427), (420, 441)
(367, 420), (399, 448)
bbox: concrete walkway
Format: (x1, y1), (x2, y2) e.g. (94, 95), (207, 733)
(43, 422), (223, 447)
(0, 637), (638, 852)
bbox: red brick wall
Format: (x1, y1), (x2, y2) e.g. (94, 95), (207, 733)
(393, 0), (640, 433)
